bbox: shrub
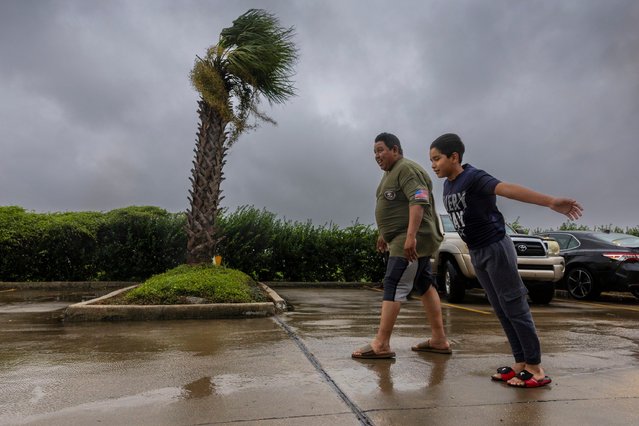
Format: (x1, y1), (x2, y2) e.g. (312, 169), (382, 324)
(0, 207), (103, 281)
(0, 206), (186, 282)
(216, 206), (386, 282)
(95, 206), (186, 281)
(124, 264), (266, 304)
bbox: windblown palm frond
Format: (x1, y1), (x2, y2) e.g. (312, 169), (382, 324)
(220, 9), (298, 104)
(189, 8), (298, 127)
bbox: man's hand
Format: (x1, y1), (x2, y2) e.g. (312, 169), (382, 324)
(376, 235), (388, 253)
(550, 197), (584, 221)
(404, 236), (418, 262)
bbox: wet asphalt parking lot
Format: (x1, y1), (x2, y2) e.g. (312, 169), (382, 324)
(1, 285), (638, 425)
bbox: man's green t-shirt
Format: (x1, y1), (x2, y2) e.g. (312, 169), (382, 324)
(375, 157), (443, 257)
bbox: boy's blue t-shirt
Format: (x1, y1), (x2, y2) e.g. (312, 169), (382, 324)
(442, 164), (505, 249)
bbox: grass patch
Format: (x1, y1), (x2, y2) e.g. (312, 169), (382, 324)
(122, 264), (268, 305)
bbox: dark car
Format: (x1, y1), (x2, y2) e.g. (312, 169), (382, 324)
(537, 231), (639, 300)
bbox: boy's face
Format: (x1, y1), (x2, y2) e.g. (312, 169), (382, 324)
(429, 147), (459, 180)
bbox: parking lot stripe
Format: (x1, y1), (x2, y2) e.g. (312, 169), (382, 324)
(442, 303), (492, 315)
(571, 300), (639, 313)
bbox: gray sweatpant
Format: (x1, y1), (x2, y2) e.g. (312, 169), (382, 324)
(470, 236), (542, 365)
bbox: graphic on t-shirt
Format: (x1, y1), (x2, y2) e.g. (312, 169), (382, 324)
(444, 191), (467, 236)
(441, 164), (504, 249)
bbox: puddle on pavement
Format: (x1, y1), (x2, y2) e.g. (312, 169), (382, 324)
(0, 289), (113, 314)
(0, 288), (126, 350)
(181, 376), (214, 399)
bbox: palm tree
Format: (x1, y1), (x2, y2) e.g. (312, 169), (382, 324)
(186, 9), (298, 264)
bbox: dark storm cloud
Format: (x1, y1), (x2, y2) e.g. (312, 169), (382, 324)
(1, 0), (638, 231)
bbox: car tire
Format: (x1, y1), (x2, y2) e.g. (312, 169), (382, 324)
(527, 282), (555, 305)
(443, 260), (466, 303)
(566, 267), (601, 300)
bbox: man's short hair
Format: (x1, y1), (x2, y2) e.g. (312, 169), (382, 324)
(430, 133), (465, 162)
(375, 132), (403, 155)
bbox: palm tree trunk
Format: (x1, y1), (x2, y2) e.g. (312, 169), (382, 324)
(186, 99), (229, 264)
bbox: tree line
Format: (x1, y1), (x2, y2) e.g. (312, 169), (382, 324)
(2, 205), (637, 283)
(0, 205), (385, 283)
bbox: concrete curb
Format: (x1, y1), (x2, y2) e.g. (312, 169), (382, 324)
(0, 281), (136, 290)
(64, 282), (287, 322)
(258, 282), (288, 311)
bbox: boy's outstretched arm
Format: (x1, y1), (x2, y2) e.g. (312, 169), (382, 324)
(495, 182), (584, 221)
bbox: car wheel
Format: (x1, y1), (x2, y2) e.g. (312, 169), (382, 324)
(443, 260), (466, 303)
(527, 282), (555, 305)
(566, 267), (600, 300)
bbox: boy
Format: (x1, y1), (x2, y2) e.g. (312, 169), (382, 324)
(429, 133), (582, 388)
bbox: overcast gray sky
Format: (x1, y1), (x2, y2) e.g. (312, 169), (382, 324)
(1, 0), (638, 231)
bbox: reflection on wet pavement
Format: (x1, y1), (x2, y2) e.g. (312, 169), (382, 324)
(0, 289), (111, 314)
(1, 286), (639, 425)
(181, 376), (214, 399)
(352, 359), (396, 393)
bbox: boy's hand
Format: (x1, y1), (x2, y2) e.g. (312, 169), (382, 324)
(550, 198), (584, 220)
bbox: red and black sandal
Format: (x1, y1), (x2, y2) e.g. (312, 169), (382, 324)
(491, 366), (517, 382)
(507, 369), (552, 388)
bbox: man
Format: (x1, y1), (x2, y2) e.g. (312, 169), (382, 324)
(352, 132), (451, 359)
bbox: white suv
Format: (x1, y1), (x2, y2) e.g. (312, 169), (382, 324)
(431, 214), (565, 304)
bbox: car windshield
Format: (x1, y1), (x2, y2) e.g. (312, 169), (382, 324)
(591, 232), (639, 248)
(504, 223), (517, 235)
(440, 214), (517, 235)
(440, 214), (457, 233)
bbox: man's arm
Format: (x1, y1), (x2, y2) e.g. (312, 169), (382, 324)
(404, 204), (424, 261)
(495, 182), (583, 220)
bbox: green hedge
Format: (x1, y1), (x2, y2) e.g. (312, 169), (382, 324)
(3, 205), (637, 283)
(0, 206), (186, 282)
(216, 206), (385, 282)
(0, 205), (385, 282)
(95, 207), (186, 281)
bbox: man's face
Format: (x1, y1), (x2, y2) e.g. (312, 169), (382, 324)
(374, 141), (399, 171)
